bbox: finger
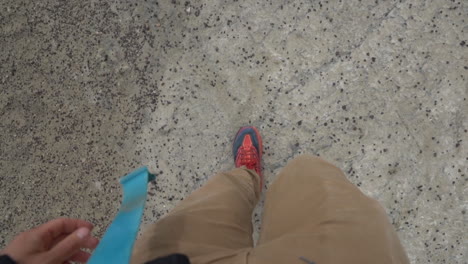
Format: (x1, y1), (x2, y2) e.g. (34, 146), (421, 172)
(51, 234), (68, 249)
(56, 235), (99, 249)
(34, 218), (93, 245)
(51, 233), (98, 252)
(45, 227), (90, 263)
(83, 236), (100, 249)
(69, 250), (91, 263)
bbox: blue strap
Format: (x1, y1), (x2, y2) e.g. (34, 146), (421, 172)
(88, 167), (155, 264)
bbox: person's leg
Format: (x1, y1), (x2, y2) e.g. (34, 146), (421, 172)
(251, 154), (409, 264)
(131, 168), (260, 264)
(132, 126), (264, 264)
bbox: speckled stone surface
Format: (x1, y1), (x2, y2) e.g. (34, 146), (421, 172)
(0, 0), (467, 262)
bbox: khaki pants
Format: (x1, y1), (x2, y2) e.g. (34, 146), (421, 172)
(132, 155), (409, 264)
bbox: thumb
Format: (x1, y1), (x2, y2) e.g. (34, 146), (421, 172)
(45, 227), (90, 263)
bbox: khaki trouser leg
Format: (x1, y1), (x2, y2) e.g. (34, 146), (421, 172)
(250, 154), (409, 264)
(132, 154), (409, 264)
(131, 168), (260, 264)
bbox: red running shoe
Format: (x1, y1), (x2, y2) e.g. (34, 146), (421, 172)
(233, 126), (263, 189)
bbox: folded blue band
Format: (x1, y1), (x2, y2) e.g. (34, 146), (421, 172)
(89, 167), (155, 264)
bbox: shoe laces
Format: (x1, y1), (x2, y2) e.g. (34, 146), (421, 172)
(236, 138), (260, 175)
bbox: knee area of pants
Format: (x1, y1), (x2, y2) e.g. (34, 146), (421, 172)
(294, 154), (333, 165)
(291, 154), (343, 172)
(358, 196), (389, 218)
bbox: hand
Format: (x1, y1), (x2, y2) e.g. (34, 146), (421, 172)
(1, 218), (99, 264)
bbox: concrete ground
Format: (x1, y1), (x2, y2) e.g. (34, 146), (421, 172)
(1, 0), (467, 263)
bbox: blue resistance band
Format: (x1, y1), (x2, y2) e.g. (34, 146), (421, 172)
(88, 167), (155, 264)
